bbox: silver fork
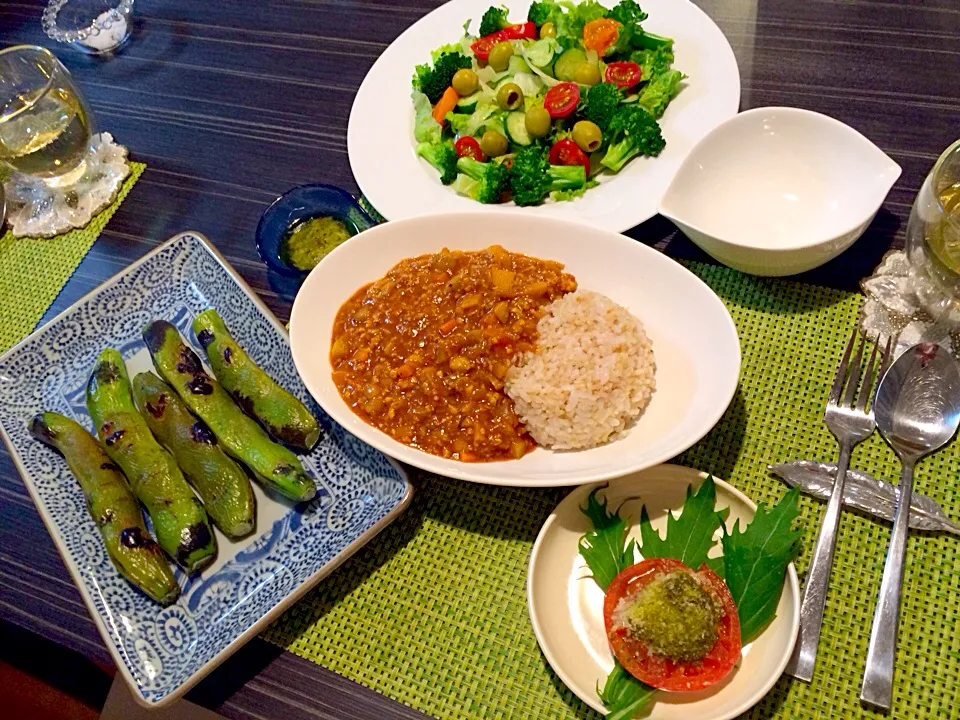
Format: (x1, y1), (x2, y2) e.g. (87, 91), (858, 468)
(785, 329), (890, 682)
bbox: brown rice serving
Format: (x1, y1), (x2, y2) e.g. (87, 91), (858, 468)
(504, 290), (656, 450)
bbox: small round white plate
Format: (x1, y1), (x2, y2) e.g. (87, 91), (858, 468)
(527, 464), (800, 719)
(348, 0), (740, 233)
(289, 212), (740, 487)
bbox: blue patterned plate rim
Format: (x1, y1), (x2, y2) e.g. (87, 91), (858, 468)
(0, 231), (413, 708)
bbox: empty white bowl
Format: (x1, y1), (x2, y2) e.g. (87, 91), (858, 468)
(658, 107), (901, 276)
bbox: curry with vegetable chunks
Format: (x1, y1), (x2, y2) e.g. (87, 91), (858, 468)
(330, 246), (576, 461)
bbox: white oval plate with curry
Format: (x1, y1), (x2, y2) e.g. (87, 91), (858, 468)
(527, 464), (801, 719)
(289, 211), (740, 487)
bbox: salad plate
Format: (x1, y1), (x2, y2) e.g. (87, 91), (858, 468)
(527, 464), (800, 719)
(0, 232), (413, 708)
(348, 0), (740, 232)
(290, 211), (740, 487)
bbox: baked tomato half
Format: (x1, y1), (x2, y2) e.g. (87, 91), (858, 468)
(603, 558), (741, 692)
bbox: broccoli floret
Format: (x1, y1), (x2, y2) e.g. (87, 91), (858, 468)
(417, 141), (459, 185)
(413, 51), (472, 104)
(608, 0), (648, 26)
(528, 1), (559, 27)
(455, 156), (510, 203)
(600, 105), (665, 173)
(479, 6), (510, 36)
(583, 82), (623, 133)
(509, 146), (586, 206)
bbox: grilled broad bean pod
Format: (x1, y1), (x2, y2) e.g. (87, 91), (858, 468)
(29, 412), (180, 605)
(143, 321), (317, 502)
(193, 309), (320, 450)
(133, 372), (256, 539)
(86, 349), (216, 573)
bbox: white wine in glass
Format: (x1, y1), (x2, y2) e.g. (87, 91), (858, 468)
(0, 45), (95, 184)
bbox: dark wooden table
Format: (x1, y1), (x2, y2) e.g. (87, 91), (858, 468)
(1, 1), (958, 718)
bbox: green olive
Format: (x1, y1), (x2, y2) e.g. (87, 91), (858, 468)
(540, 22), (557, 38)
(525, 106), (552, 138)
(451, 68), (479, 96)
(488, 41), (514, 72)
(496, 82), (524, 111)
(480, 129), (509, 158)
(572, 120), (603, 153)
(574, 63), (602, 87)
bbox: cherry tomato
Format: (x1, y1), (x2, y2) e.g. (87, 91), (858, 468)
(603, 558), (741, 693)
(604, 61), (643, 90)
(499, 21), (536, 40)
(470, 22), (536, 61)
(549, 139), (590, 174)
(543, 82), (581, 119)
(583, 18), (621, 55)
(454, 136), (486, 162)
(470, 34), (501, 62)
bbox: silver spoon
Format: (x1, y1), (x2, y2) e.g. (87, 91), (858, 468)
(861, 343), (960, 710)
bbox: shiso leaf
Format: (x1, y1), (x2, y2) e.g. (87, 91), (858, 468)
(578, 485), (637, 592)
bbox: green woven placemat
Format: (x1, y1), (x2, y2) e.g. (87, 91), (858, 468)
(264, 262), (960, 719)
(0, 161), (145, 353)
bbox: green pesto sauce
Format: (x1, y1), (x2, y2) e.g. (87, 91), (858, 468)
(280, 216), (352, 271)
(623, 571), (720, 662)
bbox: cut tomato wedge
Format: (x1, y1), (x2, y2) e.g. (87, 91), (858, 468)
(470, 22), (536, 61)
(549, 139), (590, 174)
(603, 558), (741, 693)
(605, 61), (642, 90)
(583, 18), (621, 55)
(455, 136), (485, 161)
(543, 82), (580, 119)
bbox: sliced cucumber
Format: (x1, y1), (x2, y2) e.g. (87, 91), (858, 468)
(455, 91), (481, 113)
(507, 55), (531, 76)
(554, 48), (587, 82)
(505, 111), (532, 147)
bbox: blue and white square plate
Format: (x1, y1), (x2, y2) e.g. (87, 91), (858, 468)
(0, 232), (413, 708)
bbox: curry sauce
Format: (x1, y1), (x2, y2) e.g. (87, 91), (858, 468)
(330, 246), (576, 461)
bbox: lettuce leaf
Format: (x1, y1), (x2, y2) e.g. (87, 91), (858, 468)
(412, 90), (441, 145)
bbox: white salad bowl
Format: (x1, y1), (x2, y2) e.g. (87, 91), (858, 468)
(658, 107), (901, 276)
(348, 0), (740, 233)
(528, 464), (801, 719)
(289, 212), (741, 487)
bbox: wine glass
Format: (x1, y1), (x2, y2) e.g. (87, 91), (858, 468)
(0, 45), (96, 186)
(905, 139), (960, 323)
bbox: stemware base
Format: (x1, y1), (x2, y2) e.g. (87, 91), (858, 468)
(3, 132), (130, 238)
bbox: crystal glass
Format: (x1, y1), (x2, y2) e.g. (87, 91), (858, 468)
(905, 139), (960, 323)
(42, 0), (134, 55)
(0, 45), (96, 185)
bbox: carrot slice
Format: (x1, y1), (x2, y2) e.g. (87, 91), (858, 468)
(432, 86), (460, 125)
